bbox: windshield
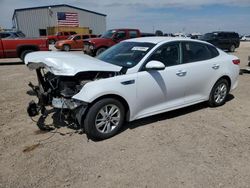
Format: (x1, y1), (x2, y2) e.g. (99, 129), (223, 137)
(15, 31), (25, 38)
(101, 30), (116, 38)
(97, 42), (155, 68)
(67, 35), (74, 40)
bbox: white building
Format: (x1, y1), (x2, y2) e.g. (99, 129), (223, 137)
(12, 4), (107, 37)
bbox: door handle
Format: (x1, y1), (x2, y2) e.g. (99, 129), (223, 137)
(212, 64), (220, 70)
(176, 70), (187, 77)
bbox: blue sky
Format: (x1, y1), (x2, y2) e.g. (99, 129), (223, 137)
(0, 0), (250, 34)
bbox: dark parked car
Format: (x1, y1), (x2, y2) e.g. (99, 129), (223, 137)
(200, 32), (240, 52)
(141, 33), (156, 37)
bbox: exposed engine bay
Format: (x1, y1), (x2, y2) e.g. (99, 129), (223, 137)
(24, 51), (124, 131)
(27, 68), (120, 129)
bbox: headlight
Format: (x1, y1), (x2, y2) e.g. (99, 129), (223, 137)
(89, 44), (94, 50)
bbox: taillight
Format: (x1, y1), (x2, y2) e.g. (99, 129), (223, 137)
(232, 59), (240, 65)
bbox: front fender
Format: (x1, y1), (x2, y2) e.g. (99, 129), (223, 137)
(72, 74), (138, 120)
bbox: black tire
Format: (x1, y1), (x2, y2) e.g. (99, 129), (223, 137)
(229, 44), (235, 52)
(208, 79), (229, 107)
(84, 98), (125, 140)
(63, 44), (71, 51)
(20, 50), (34, 62)
(96, 47), (106, 56)
(49, 39), (56, 45)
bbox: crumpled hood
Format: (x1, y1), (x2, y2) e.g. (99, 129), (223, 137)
(24, 51), (121, 76)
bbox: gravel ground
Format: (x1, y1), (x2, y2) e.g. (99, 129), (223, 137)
(0, 42), (250, 188)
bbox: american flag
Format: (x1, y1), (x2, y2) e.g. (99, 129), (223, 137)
(57, 12), (79, 27)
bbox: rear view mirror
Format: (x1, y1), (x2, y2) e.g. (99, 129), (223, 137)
(145, 60), (165, 71)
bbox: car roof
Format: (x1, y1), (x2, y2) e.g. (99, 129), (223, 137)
(125, 37), (206, 44)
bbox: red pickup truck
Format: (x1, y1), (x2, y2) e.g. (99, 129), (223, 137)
(0, 37), (49, 61)
(83, 29), (141, 56)
(47, 31), (77, 44)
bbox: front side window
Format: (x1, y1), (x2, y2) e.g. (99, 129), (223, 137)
(97, 42), (155, 68)
(115, 31), (126, 40)
(201, 33), (216, 40)
(74, 35), (81, 40)
(147, 42), (180, 67)
(101, 30), (116, 38)
(182, 42), (212, 63)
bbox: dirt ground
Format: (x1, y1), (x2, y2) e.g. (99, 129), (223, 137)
(0, 42), (250, 188)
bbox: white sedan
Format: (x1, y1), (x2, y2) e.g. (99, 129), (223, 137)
(25, 37), (240, 140)
(241, 35), (250, 41)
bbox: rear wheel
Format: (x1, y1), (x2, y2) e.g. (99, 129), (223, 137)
(63, 44), (71, 51)
(20, 50), (34, 62)
(229, 44), (235, 52)
(84, 98), (125, 140)
(208, 79), (229, 107)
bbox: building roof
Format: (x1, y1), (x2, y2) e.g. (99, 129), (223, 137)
(13, 4), (106, 19)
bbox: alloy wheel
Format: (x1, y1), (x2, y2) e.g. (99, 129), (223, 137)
(214, 83), (228, 104)
(95, 104), (121, 133)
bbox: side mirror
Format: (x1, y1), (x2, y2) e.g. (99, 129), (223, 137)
(145, 60), (165, 71)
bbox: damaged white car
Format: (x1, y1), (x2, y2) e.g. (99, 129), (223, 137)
(25, 37), (240, 140)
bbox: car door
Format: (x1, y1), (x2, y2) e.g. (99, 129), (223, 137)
(135, 42), (187, 119)
(72, 35), (82, 49)
(180, 41), (220, 103)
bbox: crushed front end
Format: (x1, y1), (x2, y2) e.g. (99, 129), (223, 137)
(27, 68), (89, 128)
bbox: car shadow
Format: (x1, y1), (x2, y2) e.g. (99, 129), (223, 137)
(0, 62), (23, 66)
(26, 89), (36, 96)
(119, 94), (234, 134)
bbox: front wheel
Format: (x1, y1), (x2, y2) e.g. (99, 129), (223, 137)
(95, 47), (107, 56)
(63, 44), (71, 51)
(20, 50), (34, 62)
(49, 39), (56, 44)
(208, 79), (229, 107)
(84, 98), (125, 140)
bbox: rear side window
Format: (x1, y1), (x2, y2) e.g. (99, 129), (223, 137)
(207, 45), (219, 58)
(182, 42), (212, 63)
(82, 35), (90, 39)
(70, 31), (76, 35)
(231, 33), (239, 38)
(129, 31), (138, 38)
